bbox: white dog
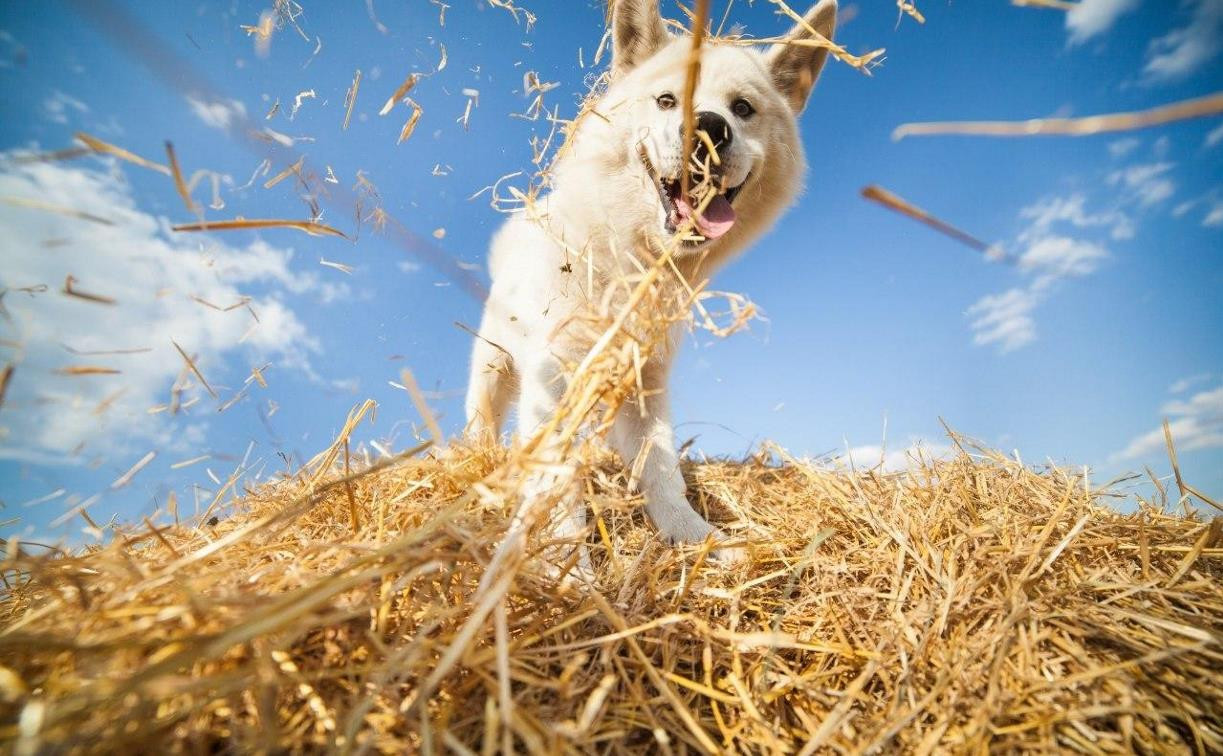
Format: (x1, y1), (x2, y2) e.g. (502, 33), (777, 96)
(465, 0), (837, 556)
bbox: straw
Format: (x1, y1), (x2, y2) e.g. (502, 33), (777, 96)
(894, 91), (1223, 140)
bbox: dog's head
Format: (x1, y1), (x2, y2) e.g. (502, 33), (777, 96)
(571, 0), (836, 257)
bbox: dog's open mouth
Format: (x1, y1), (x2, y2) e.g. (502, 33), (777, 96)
(639, 144), (746, 244)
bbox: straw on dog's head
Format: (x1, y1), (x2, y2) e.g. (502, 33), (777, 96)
(553, 0), (836, 266)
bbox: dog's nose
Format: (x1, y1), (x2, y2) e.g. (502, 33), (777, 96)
(687, 111), (733, 164)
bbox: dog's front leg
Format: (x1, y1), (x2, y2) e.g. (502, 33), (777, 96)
(610, 367), (737, 556)
(515, 351), (592, 576)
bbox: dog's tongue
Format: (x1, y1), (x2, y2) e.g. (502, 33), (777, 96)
(677, 193), (736, 239)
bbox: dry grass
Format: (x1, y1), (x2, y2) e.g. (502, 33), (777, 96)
(1, 431), (1220, 753)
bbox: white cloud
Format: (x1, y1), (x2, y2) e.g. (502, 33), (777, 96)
(835, 440), (953, 472)
(185, 94), (249, 131)
(396, 260), (422, 273)
(970, 195), (1118, 354)
(967, 287), (1039, 353)
(1172, 198), (1199, 217)
(1112, 384), (1223, 462)
(1019, 193), (1133, 241)
(1066, 0), (1140, 45)
(1142, 0), (1223, 83)
(1107, 162), (1176, 206)
(41, 90), (89, 125)
(1203, 200), (1223, 227)
(1019, 235), (1109, 279)
(0, 155), (335, 463)
(1206, 122), (1223, 148)
(1107, 138), (1140, 159)
(1170, 373), (1213, 393)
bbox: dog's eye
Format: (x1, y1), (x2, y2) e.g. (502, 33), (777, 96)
(731, 98), (755, 119)
(655, 92), (677, 110)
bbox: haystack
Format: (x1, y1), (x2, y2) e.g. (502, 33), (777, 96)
(1, 431), (1220, 753)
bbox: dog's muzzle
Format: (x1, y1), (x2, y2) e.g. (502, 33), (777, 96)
(638, 114), (747, 245)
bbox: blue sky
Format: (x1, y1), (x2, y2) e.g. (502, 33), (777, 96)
(1, 0), (1220, 542)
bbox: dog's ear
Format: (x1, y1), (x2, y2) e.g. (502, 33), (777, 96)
(611, 0), (669, 75)
(766, 0), (837, 113)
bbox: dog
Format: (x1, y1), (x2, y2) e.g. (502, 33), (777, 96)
(465, 0), (837, 559)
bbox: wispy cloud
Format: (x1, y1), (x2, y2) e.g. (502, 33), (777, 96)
(1206, 122), (1223, 149)
(185, 94), (249, 131)
(1142, 0), (1223, 83)
(1111, 383), (1223, 462)
(0, 155), (338, 464)
(1019, 235), (1109, 280)
(41, 90), (88, 125)
(969, 196), (1115, 354)
(1019, 193), (1133, 241)
(1204, 200), (1223, 227)
(1170, 373), (1213, 393)
(1066, 0), (1140, 45)
(1107, 162), (1176, 207)
(967, 287), (1039, 353)
(1107, 138), (1141, 159)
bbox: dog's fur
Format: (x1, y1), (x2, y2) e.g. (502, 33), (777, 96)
(465, 0), (836, 555)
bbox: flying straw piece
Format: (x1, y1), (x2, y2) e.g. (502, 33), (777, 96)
(487, 0), (536, 28)
(191, 295), (250, 312)
(165, 141), (199, 213)
(0, 364), (12, 410)
(171, 339), (219, 399)
(897, 0), (925, 23)
(430, 0), (449, 26)
(319, 258), (354, 274)
(13, 146), (92, 164)
(680, 0), (712, 201)
(241, 9), (275, 58)
(861, 185), (1004, 258)
(457, 89), (478, 131)
(248, 364), (269, 388)
(172, 218), (349, 239)
(398, 368), (444, 442)
(763, 1), (885, 75)
(397, 101), (424, 144)
(343, 69), (362, 130)
(62, 344), (151, 356)
(379, 72), (421, 116)
(110, 451), (156, 490)
(264, 157), (305, 189)
(894, 91), (1223, 140)
(0, 196), (114, 226)
(75, 132), (171, 175)
(55, 365), (121, 376)
(63, 275), (117, 305)
(1012, 0), (1079, 9)
(94, 388), (126, 415)
(290, 89), (316, 120)
(170, 454), (210, 469)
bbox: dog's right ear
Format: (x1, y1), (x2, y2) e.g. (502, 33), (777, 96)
(611, 0), (669, 76)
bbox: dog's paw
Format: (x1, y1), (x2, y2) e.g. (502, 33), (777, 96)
(703, 528), (746, 565)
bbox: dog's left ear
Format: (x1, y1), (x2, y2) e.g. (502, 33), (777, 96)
(611, 0), (669, 76)
(766, 0), (837, 113)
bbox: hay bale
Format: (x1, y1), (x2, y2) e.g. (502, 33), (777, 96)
(1, 439), (1219, 753)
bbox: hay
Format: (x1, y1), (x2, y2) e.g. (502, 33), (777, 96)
(1, 433), (1220, 753)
